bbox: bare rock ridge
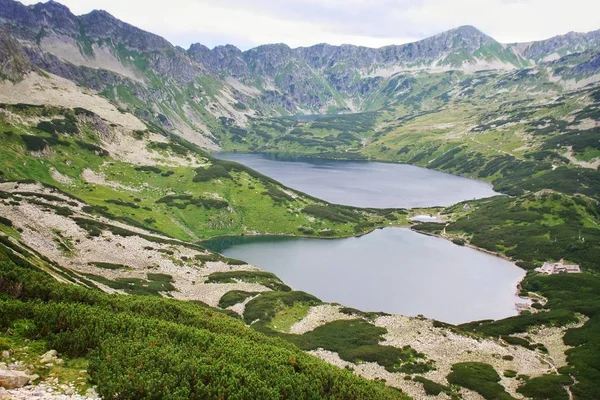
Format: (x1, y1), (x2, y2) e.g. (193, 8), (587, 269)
(0, 28), (31, 80)
(0, 0), (599, 146)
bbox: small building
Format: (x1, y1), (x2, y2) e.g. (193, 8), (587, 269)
(535, 260), (581, 275)
(462, 203), (471, 211)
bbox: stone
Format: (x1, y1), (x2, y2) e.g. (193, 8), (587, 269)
(1, 351), (9, 360)
(0, 369), (31, 389)
(86, 387), (100, 399)
(39, 350), (58, 364)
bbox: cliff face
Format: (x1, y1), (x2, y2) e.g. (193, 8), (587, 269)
(1, 0), (599, 148)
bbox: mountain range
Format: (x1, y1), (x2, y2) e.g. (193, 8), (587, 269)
(1, 1), (600, 399)
(1, 0), (600, 148)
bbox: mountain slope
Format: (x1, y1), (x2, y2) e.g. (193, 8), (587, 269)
(1, 0), (600, 151)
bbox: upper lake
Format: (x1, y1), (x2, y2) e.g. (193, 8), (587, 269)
(214, 153), (498, 208)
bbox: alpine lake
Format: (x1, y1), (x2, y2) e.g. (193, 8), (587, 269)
(206, 153), (525, 324)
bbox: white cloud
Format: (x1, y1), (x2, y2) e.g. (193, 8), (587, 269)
(17, 0), (600, 49)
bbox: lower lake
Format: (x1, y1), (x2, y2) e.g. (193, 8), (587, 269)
(214, 153), (499, 208)
(204, 228), (526, 324)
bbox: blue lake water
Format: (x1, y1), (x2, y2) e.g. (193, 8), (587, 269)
(208, 153), (521, 324)
(205, 228), (525, 324)
(214, 153), (499, 208)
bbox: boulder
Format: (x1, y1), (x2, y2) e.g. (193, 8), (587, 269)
(40, 350), (58, 364)
(0, 369), (30, 389)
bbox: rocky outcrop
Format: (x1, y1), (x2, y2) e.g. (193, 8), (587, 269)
(1, 0), (599, 147)
(0, 370), (30, 389)
(514, 29), (600, 61)
(0, 29), (31, 80)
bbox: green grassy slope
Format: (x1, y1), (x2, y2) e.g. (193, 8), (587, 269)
(0, 238), (407, 399)
(412, 193), (600, 399)
(219, 69), (600, 201)
(0, 103), (406, 241)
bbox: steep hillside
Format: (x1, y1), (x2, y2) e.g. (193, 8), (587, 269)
(1, 0), (600, 151)
(0, 235), (408, 399)
(0, 84), (569, 400)
(1, 1), (600, 398)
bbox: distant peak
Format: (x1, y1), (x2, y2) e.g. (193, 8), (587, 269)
(426, 25), (496, 46)
(455, 25), (482, 33)
(33, 0), (71, 13)
(252, 43), (291, 51)
(83, 9), (116, 20)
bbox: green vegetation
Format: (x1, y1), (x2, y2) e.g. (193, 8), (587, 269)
(207, 271), (292, 292)
(1, 38), (600, 398)
(244, 291), (321, 324)
(417, 193), (600, 273)
(89, 262), (133, 271)
(302, 204), (362, 223)
(460, 274), (600, 399)
(157, 194), (229, 210)
(284, 320), (434, 374)
(412, 376), (452, 397)
(0, 104), (406, 241)
(0, 241), (406, 399)
(218, 290), (259, 308)
(517, 374), (573, 400)
(82, 273), (176, 296)
(447, 362), (514, 400)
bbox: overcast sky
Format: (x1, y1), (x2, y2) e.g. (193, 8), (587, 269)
(18, 0), (600, 50)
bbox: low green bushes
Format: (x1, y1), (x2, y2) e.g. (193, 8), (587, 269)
(218, 290), (258, 308)
(285, 320), (434, 374)
(192, 164), (231, 182)
(0, 244), (405, 399)
(37, 117), (78, 135)
(157, 195), (229, 210)
(244, 291), (320, 325)
(517, 374), (573, 400)
(0, 216), (12, 227)
(82, 274), (175, 296)
(447, 362), (514, 400)
(207, 271), (291, 292)
(89, 262), (132, 271)
(302, 205), (362, 223)
(21, 134), (69, 151)
(413, 376), (450, 396)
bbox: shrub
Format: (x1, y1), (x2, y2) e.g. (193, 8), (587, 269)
(413, 376), (450, 396)
(193, 164), (231, 182)
(447, 362), (514, 400)
(207, 271), (290, 292)
(218, 290), (259, 309)
(517, 374), (573, 400)
(0, 216), (13, 227)
(302, 205), (361, 224)
(285, 320), (434, 374)
(0, 243), (405, 400)
(504, 370), (517, 378)
(244, 291), (321, 325)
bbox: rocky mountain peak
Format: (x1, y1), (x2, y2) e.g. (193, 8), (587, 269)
(30, 0), (78, 33)
(246, 43), (293, 57)
(78, 8), (173, 52)
(426, 25), (496, 50)
(0, 29), (31, 81)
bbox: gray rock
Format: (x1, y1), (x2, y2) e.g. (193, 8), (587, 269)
(39, 350), (58, 364)
(0, 369), (31, 389)
(86, 387), (100, 399)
